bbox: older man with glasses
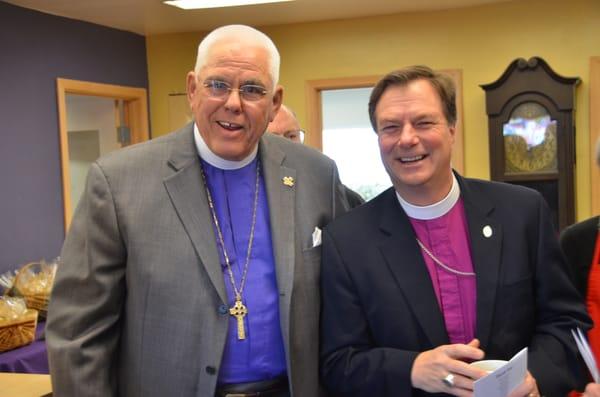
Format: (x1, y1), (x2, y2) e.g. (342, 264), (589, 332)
(47, 24), (348, 397)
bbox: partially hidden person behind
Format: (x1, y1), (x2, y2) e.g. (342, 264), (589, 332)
(267, 104), (305, 143)
(561, 137), (600, 397)
(319, 65), (591, 397)
(267, 104), (365, 208)
(46, 24), (348, 397)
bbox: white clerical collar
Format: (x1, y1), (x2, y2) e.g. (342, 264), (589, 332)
(396, 174), (461, 220)
(194, 123), (258, 170)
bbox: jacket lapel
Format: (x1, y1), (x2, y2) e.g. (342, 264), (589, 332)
(457, 175), (502, 349)
(163, 125), (227, 304)
(259, 137), (296, 304)
(378, 189), (449, 347)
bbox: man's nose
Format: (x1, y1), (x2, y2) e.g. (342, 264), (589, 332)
(397, 125), (419, 147)
(224, 89), (242, 113)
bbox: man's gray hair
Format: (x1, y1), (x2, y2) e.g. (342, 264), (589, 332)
(194, 25), (280, 88)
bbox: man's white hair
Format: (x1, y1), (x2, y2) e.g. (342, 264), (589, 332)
(194, 25), (280, 88)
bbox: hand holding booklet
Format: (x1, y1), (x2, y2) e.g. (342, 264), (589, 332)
(572, 327), (600, 382)
(473, 347), (528, 397)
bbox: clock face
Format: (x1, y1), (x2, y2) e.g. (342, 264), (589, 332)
(503, 102), (558, 174)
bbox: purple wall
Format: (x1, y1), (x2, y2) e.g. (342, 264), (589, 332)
(0, 2), (149, 273)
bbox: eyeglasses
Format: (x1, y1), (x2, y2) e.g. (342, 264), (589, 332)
(203, 79), (268, 101)
(268, 129), (305, 143)
(284, 129), (305, 143)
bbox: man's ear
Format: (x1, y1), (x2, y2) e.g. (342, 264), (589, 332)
(186, 71), (198, 106)
(269, 85), (283, 122)
(448, 123), (456, 144)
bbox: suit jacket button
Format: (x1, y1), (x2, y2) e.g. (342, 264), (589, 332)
(218, 304), (228, 315)
(206, 366), (217, 375)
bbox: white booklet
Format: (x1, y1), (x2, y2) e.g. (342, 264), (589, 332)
(572, 327), (600, 382)
(473, 347), (528, 397)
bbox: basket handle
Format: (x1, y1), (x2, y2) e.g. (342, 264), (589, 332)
(9, 261), (44, 296)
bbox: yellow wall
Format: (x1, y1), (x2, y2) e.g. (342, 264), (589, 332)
(146, 0), (600, 220)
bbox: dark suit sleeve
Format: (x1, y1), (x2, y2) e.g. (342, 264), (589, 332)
(343, 186), (365, 209)
(528, 195), (592, 396)
(559, 226), (586, 293)
(320, 228), (419, 397)
(46, 162), (125, 396)
(332, 165), (351, 216)
(559, 217), (598, 297)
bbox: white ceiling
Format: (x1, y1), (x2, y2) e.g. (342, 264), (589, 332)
(4, 0), (513, 36)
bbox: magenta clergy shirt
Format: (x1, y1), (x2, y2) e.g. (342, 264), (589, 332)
(202, 158), (287, 384)
(408, 198), (477, 344)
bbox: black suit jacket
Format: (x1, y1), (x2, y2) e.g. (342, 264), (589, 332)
(343, 185), (365, 209)
(560, 215), (600, 297)
(320, 174), (591, 397)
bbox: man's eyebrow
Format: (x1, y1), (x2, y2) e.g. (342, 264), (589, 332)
(203, 75), (228, 82)
(413, 113), (440, 120)
(378, 118), (401, 125)
(241, 78), (266, 86)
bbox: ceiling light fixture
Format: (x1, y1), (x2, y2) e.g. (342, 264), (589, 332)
(163, 0), (293, 10)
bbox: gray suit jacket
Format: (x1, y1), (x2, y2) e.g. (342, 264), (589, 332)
(46, 123), (347, 396)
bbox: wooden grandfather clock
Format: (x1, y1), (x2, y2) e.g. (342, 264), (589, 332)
(481, 57), (579, 231)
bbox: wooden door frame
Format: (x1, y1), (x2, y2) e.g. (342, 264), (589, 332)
(56, 78), (149, 231)
(305, 75), (380, 151)
(305, 70), (464, 175)
(591, 57), (600, 216)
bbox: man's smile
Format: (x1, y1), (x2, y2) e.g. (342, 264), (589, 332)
(399, 154), (427, 163)
(217, 120), (243, 131)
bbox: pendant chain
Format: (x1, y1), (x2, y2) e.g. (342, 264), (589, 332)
(416, 238), (475, 277)
(200, 161), (260, 301)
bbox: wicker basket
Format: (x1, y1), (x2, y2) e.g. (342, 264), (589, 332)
(11, 262), (55, 318)
(0, 309), (38, 352)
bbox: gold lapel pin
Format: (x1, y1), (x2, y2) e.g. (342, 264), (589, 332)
(282, 176), (295, 187)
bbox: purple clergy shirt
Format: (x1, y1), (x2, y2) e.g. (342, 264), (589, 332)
(409, 198), (477, 344)
(201, 158), (287, 384)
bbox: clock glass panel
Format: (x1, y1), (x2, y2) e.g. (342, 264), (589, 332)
(502, 102), (558, 174)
